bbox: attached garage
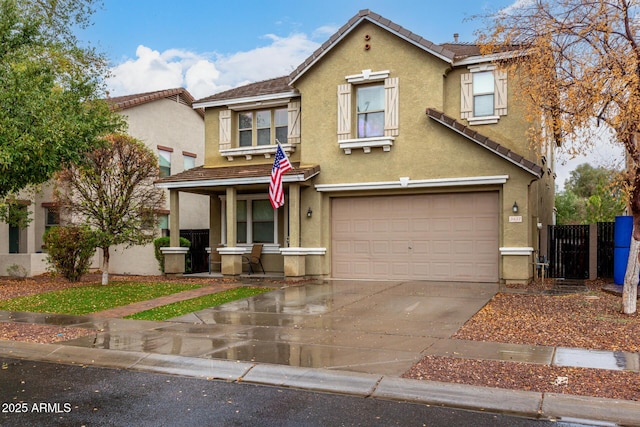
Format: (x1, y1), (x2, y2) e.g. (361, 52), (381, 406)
(331, 192), (499, 282)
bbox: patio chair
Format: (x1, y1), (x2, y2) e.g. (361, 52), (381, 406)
(242, 244), (265, 274)
(209, 244), (223, 274)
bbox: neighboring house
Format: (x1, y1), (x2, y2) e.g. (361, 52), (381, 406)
(156, 10), (555, 284)
(0, 88), (207, 276)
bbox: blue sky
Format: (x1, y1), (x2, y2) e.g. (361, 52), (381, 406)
(77, 0), (623, 184)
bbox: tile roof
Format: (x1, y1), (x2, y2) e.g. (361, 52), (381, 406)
(288, 9), (457, 84)
(194, 76), (294, 104)
(192, 10), (512, 104)
(426, 108), (543, 178)
(108, 88), (204, 117)
(155, 163), (320, 189)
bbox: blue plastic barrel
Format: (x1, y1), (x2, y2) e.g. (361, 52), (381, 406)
(614, 216), (634, 285)
(615, 216), (633, 248)
(614, 247), (631, 285)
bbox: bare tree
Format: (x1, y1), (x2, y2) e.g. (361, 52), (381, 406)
(56, 133), (165, 285)
(480, 0), (640, 313)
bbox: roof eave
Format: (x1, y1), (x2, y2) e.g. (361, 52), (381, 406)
(155, 170), (319, 189)
(289, 15), (455, 85)
(426, 109), (543, 178)
(193, 90), (300, 109)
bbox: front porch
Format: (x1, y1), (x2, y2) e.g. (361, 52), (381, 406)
(155, 163), (324, 279)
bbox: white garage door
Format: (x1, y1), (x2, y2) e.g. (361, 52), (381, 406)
(331, 192), (499, 282)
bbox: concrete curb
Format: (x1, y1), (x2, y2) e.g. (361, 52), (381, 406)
(2, 340), (639, 425)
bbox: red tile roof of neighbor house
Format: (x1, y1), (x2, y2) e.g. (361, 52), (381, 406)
(194, 10), (504, 104)
(426, 108), (544, 178)
(107, 87), (204, 117)
(154, 163), (320, 188)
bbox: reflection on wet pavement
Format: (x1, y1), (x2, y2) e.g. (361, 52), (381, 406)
(61, 280), (498, 376)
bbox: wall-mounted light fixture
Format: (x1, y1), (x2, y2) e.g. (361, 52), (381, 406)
(512, 201), (519, 214)
(307, 207), (313, 217)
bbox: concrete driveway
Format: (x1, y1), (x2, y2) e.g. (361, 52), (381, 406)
(66, 280), (498, 376)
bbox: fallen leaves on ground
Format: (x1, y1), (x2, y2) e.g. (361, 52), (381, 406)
(404, 284), (640, 401)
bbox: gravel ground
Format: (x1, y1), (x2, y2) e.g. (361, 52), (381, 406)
(403, 281), (640, 401)
(1, 276), (639, 401)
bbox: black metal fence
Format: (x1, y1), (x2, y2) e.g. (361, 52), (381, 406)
(597, 222), (615, 278)
(179, 229), (210, 273)
(548, 225), (590, 279)
(547, 223), (615, 279)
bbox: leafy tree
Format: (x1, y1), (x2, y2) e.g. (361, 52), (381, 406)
(566, 164), (612, 199)
(556, 163), (625, 224)
(55, 134), (166, 285)
(0, 0), (123, 200)
(44, 226), (97, 282)
(555, 188), (584, 225)
(480, 0), (640, 313)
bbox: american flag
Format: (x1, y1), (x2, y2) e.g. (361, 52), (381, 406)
(269, 143), (293, 209)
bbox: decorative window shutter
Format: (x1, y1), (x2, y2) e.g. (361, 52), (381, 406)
(287, 101), (301, 144)
(384, 77), (399, 136)
(219, 109), (231, 150)
(494, 70), (508, 116)
(337, 84), (352, 140)
(461, 73), (473, 119)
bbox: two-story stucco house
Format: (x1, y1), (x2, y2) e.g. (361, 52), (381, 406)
(156, 10), (555, 284)
(0, 88), (207, 276)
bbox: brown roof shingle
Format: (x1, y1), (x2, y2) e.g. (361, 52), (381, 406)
(107, 88), (204, 117)
(426, 108), (543, 178)
(194, 76), (294, 104)
(155, 163), (320, 188)
(288, 9), (457, 84)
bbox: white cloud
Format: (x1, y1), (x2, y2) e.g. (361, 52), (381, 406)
(106, 32), (320, 100)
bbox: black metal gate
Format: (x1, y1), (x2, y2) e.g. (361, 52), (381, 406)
(597, 222), (615, 278)
(180, 229), (210, 273)
(548, 225), (590, 279)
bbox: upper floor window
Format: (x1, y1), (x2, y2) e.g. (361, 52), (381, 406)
(357, 84), (385, 138)
(461, 67), (507, 125)
(183, 151), (196, 170)
(158, 147), (172, 177)
(238, 108), (288, 147)
(472, 71), (494, 117)
(337, 70), (398, 154)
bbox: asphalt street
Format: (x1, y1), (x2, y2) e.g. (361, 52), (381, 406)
(0, 357), (591, 427)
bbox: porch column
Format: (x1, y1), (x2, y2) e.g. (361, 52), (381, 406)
(220, 187), (243, 275)
(283, 183), (305, 278)
(161, 190), (188, 275)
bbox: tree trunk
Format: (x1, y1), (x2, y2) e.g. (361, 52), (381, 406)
(623, 234), (639, 314)
(101, 246), (110, 285)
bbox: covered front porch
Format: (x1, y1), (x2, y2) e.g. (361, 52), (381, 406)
(154, 163), (322, 278)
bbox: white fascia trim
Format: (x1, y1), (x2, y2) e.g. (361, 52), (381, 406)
(345, 69), (390, 83)
(280, 247), (327, 256)
(156, 170), (320, 190)
(315, 175), (508, 192)
(454, 50), (524, 67)
(193, 91), (299, 109)
(499, 247), (534, 256)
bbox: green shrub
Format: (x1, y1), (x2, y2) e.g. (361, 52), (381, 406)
(44, 226), (97, 282)
(153, 236), (191, 273)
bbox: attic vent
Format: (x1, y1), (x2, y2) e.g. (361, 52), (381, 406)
(166, 94), (190, 107)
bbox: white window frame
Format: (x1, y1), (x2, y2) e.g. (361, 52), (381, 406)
(219, 101), (300, 161)
(337, 69), (398, 154)
(461, 64), (507, 125)
(219, 194), (280, 251)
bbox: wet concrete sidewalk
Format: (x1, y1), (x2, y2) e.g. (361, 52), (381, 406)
(1, 280), (640, 425)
